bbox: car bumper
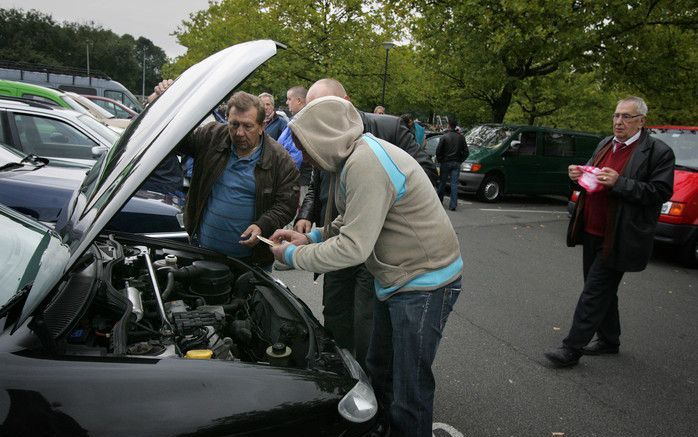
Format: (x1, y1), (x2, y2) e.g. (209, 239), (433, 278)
(654, 222), (698, 246)
(458, 172), (485, 193)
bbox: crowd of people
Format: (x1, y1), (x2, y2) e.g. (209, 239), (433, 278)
(147, 78), (675, 436)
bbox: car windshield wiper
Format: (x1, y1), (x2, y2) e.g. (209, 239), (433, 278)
(675, 164), (697, 172)
(20, 154), (49, 168)
(0, 282), (33, 319)
(0, 162), (24, 172)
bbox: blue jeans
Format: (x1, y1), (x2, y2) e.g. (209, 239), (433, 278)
(366, 279), (461, 437)
(437, 161), (460, 210)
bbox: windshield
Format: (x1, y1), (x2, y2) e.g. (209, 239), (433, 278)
(77, 114), (120, 144)
(0, 205), (69, 311)
(62, 95), (90, 115)
(0, 141), (27, 164)
(650, 129), (697, 169)
(465, 125), (514, 149)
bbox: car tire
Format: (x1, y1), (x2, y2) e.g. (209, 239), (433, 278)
(477, 175), (503, 202)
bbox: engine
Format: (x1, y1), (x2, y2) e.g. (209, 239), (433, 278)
(63, 237), (310, 367)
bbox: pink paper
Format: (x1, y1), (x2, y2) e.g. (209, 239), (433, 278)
(577, 165), (605, 193)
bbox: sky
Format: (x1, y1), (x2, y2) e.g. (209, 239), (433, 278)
(0, 0), (211, 58)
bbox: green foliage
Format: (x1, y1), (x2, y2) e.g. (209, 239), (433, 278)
(0, 8), (168, 96)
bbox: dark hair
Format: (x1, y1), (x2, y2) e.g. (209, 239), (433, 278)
(227, 91), (265, 124)
(448, 118), (457, 129)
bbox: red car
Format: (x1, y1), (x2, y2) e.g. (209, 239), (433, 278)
(569, 126), (697, 265)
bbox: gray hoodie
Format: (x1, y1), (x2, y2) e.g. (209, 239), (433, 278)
(286, 96), (462, 300)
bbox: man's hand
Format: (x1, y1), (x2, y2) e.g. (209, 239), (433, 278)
(568, 165), (582, 182)
(270, 229), (310, 246)
(597, 167), (619, 187)
(147, 79), (174, 104)
(294, 219), (312, 233)
(239, 224), (263, 247)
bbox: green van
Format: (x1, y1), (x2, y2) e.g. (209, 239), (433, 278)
(459, 124), (603, 202)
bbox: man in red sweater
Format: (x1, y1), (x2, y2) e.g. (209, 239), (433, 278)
(545, 96), (675, 367)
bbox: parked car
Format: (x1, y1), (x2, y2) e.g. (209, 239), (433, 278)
(64, 91), (131, 130)
(568, 126), (697, 265)
(0, 60), (143, 112)
(0, 97), (119, 165)
(0, 141), (186, 239)
(0, 40), (382, 436)
(459, 124), (602, 202)
(82, 94), (138, 119)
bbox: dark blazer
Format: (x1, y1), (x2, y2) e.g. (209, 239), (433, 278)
(567, 129), (675, 271)
(297, 111), (436, 225)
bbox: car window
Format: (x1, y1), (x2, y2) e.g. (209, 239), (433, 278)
(76, 114), (120, 144)
(517, 132), (537, 156)
(113, 104), (131, 119)
(543, 132), (575, 157)
(651, 130), (697, 169)
(13, 113), (97, 159)
(465, 125), (513, 149)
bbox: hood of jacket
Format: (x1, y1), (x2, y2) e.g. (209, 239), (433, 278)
(288, 96), (364, 172)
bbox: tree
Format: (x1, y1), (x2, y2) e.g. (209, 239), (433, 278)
(386, 0), (698, 128)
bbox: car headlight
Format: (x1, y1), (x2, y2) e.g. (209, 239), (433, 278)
(461, 162), (481, 172)
(661, 201), (685, 216)
(337, 348), (378, 423)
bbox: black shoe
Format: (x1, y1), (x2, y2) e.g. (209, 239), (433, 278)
(544, 347), (582, 367)
(582, 340), (619, 355)
(449, 207), (456, 211)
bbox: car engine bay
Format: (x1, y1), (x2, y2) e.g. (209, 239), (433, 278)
(39, 235), (315, 368)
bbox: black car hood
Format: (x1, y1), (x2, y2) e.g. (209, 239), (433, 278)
(17, 40), (282, 329)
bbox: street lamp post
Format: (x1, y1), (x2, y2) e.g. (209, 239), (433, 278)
(380, 41), (395, 108)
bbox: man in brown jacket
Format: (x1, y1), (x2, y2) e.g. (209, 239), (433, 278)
(150, 82), (299, 269)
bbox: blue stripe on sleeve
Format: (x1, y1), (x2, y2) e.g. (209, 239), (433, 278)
(283, 244), (298, 266)
(363, 135), (406, 201)
(307, 229), (322, 243)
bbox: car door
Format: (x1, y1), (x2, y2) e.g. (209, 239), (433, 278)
(538, 131), (577, 195)
(502, 129), (540, 193)
(8, 111), (98, 161)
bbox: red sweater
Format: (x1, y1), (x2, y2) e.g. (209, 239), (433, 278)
(584, 141), (638, 236)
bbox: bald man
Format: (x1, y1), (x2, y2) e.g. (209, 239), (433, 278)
(293, 78), (437, 372)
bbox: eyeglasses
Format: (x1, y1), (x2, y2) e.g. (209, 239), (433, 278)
(228, 121), (258, 132)
(612, 113), (643, 120)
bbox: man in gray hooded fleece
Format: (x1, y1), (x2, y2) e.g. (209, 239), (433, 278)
(270, 96), (463, 437)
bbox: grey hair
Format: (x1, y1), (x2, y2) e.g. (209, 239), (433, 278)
(619, 96), (648, 115)
(259, 92), (274, 106)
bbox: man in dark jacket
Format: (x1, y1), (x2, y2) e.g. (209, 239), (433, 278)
(545, 96), (675, 367)
(150, 83), (299, 270)
(436, 118), (468, 211)
(292, 78), (436, 369)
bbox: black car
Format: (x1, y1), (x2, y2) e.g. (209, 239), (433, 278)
(0, 40), (381, 436)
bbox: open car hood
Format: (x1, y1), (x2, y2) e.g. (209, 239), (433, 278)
(59, 40), (281, 264)
(16, 40), (282, 327)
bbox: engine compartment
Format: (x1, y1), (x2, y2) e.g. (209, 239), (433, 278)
(55, 236), (313, 368)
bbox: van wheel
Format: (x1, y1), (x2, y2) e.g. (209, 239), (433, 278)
(477, 175), (503, 202)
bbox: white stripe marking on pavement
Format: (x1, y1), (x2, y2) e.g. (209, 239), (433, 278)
(479, 209), (564, 214)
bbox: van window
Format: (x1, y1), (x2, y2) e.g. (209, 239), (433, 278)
(517, 132), (537, 156)
(543, 132), (575, 157)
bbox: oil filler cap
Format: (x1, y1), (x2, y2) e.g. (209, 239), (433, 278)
(185, 349), (213, 360)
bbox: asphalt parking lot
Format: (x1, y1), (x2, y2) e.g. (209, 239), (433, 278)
(275, 194), (697, 437)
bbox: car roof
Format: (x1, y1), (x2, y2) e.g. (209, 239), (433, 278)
(0, 96), (75, 116)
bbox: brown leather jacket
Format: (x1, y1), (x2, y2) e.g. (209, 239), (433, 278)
(179, 122), (299, 265)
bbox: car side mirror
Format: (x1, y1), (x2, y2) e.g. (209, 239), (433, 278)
(91, 145), (109, 157)
(509, 140), (521, 152)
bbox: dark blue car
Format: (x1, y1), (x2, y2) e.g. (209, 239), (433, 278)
(0, 142), (187, 239)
